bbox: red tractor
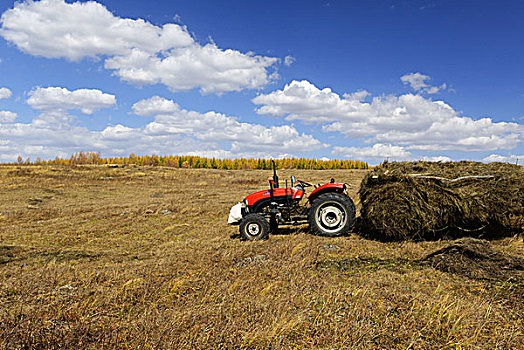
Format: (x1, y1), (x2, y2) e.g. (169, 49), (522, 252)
(228, 161), (356, 240)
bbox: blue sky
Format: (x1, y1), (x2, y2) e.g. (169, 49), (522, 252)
(0, 0), (522, 164)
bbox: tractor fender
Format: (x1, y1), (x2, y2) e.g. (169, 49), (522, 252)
(307, 183), (346, 203)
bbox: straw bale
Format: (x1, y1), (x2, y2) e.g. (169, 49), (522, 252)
(357, 161), (524, 241)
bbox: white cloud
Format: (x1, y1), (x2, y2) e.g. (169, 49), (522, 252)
(374, 115), (522, 152)
(343, 90), (370, 101)
(0, 87), (12, 100)
(253, 80), (524, 152)
(0, 110), (17, 122)
(284, 55), (296, 66)
(27, 87), (116, 114)
(401, 72), (430, 91)
(0, 94), (325, 162)
(253, 80), (360, 123)
(0, 0), (278, 94)
(333, 144), (453, 163)
(104, 45), (278, 94)
(32, 111), (78, 129)
(0, 86), (119, 159)
(0, 0), (193, 59)
(333, 144), (412, 160)
(132, 96), (178, 116)
(482, 154), (523, 164)
(0, 122), (93, 161)
(400, 72), (447, 94)
(420, 156), (452, 162)
(135, 96), (325, 154)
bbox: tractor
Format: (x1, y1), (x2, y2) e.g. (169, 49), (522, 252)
(228, 161), (356, 240)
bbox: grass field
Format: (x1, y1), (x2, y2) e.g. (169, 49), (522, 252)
(0, 165), (522, 349)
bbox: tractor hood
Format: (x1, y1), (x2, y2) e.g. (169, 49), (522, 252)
(244, 188), (303, 206)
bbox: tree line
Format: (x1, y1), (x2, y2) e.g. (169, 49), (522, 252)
(9, 152), (368, 170)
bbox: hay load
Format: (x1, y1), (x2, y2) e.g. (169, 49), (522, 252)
(357, 161), (524, 241)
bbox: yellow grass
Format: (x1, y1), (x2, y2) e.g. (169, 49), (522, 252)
(0, 165), (522, 349)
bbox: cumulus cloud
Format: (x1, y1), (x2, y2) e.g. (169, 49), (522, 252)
(401, 72), (430, 91)
(482, 154), (523, 164)
(0, 87), (12, 100)
(343, 90), (370, 101)
(253, 80), (524, 152)
(134, 96), (325, 154)
(421, 156), (452, 162)
(132, 96), (179, 117)
(0, 0), (278, 94)
(0, 0), (193, 60)
(0, 110), (17, 122)
(333, 144), (412, 160)
(0, 88), (17, 124)
(0, 93), (325, 162)
(27, 87), (116, 114)
(253, 80), (360, 123)
(104, 45), (278, 94)
(400, 72), (447, 94)
(333, 144), (453, 163)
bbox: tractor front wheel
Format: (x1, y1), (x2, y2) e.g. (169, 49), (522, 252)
(239, 214), (270, 241)
(308, 193), (356, 236)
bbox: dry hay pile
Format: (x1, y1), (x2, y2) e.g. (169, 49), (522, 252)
(357, 161), (523, 241)
(421, 238), (524, 282)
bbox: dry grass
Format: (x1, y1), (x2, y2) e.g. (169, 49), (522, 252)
(0, 165), (522, 349)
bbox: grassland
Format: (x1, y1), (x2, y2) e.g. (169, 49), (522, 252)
(0, 165), (522, 349)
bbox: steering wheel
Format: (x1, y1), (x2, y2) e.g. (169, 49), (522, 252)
(297, 179), (313, 187)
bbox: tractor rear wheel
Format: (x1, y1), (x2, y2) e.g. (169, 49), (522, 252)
(308, 193), (355, 236)
(239, 214), (270, 241)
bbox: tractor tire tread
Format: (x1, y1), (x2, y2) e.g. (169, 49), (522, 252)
(308, 192), (356, 237)
(239, 213), (270, 241)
